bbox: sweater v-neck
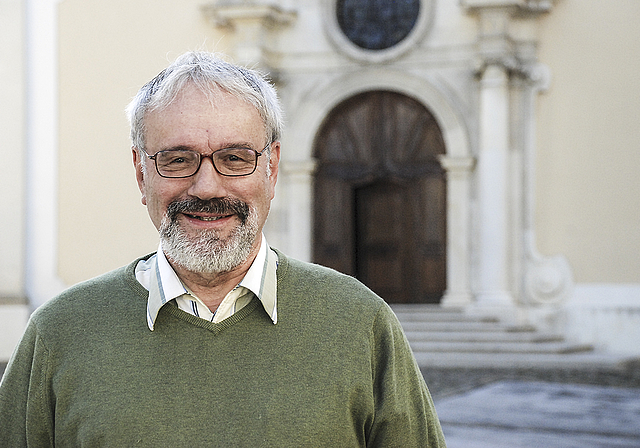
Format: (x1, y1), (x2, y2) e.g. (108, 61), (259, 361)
(160, 297), (262, 335)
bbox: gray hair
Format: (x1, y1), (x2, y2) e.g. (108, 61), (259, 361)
(126, 52), (284, 152)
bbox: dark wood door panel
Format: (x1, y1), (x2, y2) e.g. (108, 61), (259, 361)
(313, 90), (446, 304)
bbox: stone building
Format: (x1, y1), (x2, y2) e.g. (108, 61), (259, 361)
(1, 0), (639, 362)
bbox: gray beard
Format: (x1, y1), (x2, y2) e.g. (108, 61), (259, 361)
(159, 197), (259, 275)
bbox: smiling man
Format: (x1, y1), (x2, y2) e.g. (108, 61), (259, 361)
(0, 52), (446, 447)
(133, 79), (280, 322)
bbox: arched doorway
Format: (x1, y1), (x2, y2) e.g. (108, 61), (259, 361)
(313, 90), (447, 303)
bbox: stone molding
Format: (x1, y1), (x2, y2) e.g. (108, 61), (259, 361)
(0, 305), (30, 362)
(281, 67), (474, 300)
(438, 155), (476, 173)
(461, 0), (555, 15)
(202, 1), (296, 29)
(280, 159), (318, 178)
(0, 295), (28, 306)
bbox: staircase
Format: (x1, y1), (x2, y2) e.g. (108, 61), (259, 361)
(391, 304), (628, 371)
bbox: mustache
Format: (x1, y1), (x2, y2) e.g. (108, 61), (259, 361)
(165, 197), (250, 224)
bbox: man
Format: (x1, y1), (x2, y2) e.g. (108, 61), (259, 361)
(0, 52), (446, 447)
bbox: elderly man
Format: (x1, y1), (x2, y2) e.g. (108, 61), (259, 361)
(0, 52), (446, 447)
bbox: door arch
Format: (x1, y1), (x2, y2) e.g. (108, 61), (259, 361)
(313, 90), (447, 303)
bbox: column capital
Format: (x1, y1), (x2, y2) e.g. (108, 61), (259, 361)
(281, 159), (318, 177)
(201, 1), (297, 67)
(463, 0), (556, 79)
(438, 155), (476, 173)
(202, 1), (296, 29)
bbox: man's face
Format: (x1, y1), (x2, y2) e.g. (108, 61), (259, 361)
(133, 84), (280, 274)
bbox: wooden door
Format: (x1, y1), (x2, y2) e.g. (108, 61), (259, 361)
(313, 91), (446, 303)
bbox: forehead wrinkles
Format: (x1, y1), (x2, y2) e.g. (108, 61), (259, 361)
(144, 86), (266, 149)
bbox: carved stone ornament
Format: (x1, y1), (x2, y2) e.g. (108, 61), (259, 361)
(524, 253), (573, 306)
(202, 0), (296, 30)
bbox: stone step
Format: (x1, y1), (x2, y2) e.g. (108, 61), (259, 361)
(413, 351), (633, 370)
(408, 340), (594, 355)
(388, 304), (620, 370)
(404, 330), (564, 343)
(399, 320), (534, 332)
(393, 309), (496, 323)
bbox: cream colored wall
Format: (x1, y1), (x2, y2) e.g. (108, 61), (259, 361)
(535, 0), (640, 283)
(57, 0), (228, 285)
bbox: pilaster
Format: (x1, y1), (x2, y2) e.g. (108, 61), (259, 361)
(463, 0), (560, 323)
(25, 0), (67, 310)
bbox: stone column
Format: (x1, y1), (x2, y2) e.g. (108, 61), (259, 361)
(473, 62), (517, 318)
(439, 156), (475, 308)
(280, 159), (317, 262)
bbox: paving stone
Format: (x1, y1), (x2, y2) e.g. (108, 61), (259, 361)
(434, 381), (640, 448)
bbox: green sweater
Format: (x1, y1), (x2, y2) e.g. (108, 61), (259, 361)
(0, 251), (446, 447)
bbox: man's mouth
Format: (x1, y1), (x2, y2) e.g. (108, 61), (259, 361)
(166, 197), (250, 226)
(183, 213), (231, 222)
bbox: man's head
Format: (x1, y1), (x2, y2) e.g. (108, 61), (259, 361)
(127, 52), (283, 154)
(127, 52), (282, 275)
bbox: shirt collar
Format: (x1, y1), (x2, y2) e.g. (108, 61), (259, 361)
(136, 234), (278, 330)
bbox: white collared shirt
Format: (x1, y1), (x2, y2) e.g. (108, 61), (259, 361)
(135, 234), (278, 331)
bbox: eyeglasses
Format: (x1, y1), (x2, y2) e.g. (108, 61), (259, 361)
(140, 144), (269, 178)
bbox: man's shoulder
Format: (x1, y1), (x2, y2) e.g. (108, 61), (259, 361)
(274, 249), (368, 286)
(31, 255), (151, 326)
(273, 249), (386, 308)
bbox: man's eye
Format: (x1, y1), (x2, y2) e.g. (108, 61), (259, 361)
(219, 151), (251, 164)
(157, 151), (197, 170)
(166, 157), (187, 165)
(225, 154), (246, 163)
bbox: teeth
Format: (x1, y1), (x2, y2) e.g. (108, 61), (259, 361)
(186, 214), (221, 221)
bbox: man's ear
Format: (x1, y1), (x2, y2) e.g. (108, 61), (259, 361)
(132, 147), (147, 206)
(268, 142), (281, 200)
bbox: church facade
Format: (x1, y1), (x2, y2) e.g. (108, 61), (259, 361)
(1, 0), (639, 361)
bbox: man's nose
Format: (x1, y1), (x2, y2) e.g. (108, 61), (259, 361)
(187, 156), (228, 200)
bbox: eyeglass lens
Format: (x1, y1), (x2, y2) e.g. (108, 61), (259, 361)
(155, 148), (258, 177)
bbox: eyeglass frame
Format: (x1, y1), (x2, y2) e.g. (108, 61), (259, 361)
(139, 143), (270, 178)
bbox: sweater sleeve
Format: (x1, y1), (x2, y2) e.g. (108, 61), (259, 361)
(0, 318), (55, 447)
(367, 304), (447, 448)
